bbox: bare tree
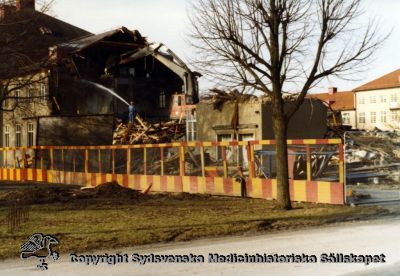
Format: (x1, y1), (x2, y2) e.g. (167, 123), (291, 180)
(0, 0), (55, 112)
(189, 0), (386, 209)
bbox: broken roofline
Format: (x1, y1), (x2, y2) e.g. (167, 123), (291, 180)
(200, 91), (325, 104)
(56, 26), (148, 53)
(119, 43), (201, 97)
(54, 26), (201, 100)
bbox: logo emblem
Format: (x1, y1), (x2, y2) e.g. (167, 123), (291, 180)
(20, 233), (59, 270)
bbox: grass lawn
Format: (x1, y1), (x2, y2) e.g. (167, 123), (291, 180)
(0, 194), (388, 259)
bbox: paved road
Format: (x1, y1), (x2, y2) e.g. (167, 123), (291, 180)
(350, 188), (400, 205)
(1, 217), (400, 276)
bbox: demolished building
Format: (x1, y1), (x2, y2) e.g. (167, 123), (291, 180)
(39, 27), (200, 146)
(50, 27), (200, 122)
(2, 2), (200, 147)
(194, 90), (329, 177)
(196, 91), (328, 142)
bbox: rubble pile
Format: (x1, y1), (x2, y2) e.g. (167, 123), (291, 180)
(346, 132), (400, 185)
(0, 182), (147, 205)
(113, 115), (186, 145)
(201, 89), (257, 110)
(346, 132), (400, 165)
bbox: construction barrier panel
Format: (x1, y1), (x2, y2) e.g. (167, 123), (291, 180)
(0, 139), (345, 204)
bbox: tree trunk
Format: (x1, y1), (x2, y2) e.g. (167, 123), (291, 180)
(272, 99), (292, 210)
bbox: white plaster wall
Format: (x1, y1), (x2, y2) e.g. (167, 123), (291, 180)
(355, 88), (400, 130)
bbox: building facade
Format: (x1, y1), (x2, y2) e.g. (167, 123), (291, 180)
(0, 0), (90, 148)
(354, 69), (400, 131)
(196, 98), (327, 142)
(2, 72), (51, 148)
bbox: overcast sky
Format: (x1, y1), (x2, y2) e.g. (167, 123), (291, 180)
(50, 0), (400, 94)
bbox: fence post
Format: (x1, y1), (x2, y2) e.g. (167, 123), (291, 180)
(84, 149), (89, 174)
(4, 149), (7, 168)
(339, 143), (344, 184)
(160, 147), (164, 176)
(40, 148), (43, 170)
(72, 150), (76, 173)
(112, 149), (115, 174)
(13, 149), (16, 169)
(127, 147), (131, 175)
(143, 148), (147, 175)
(98, 149), (102, 173)
(50, 148), (54, 171)
(247, 142), (255, 178)
(200, 146), (205, 177)
(222, 146), (228, 178)
(306, 145), (311, 182)
(22, 148), (26, 168)
(61, 149), (65, 172)
(179, 145), (185, 176)
(32, 149), (36, 169)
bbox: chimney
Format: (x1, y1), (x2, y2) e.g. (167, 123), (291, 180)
(328, 87), (337, 95)
(16, 0), (35, 11)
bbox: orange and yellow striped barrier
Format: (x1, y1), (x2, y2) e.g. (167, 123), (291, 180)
(0, 139), (345, 205)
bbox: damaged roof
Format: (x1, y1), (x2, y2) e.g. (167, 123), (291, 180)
(55, 27), (200, 101)
(58, 27), (147, 52)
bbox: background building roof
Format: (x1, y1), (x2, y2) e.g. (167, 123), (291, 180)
(0, 1), (90, 78)
(353, 69), (400, 92)
(309, 91), (355, 111)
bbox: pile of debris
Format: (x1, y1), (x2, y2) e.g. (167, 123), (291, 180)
(0, 182), (147, 205)
(201, 89), (257, 110)
(113, 115), (186, 145)
(345, 132), (400, 185)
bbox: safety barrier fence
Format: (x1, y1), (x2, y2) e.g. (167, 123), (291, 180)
(0, 139), (344, 204)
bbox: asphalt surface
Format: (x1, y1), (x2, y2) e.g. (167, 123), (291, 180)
(1, 216), (400, 276)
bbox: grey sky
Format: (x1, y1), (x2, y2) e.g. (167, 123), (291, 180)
(51, 0), (400, 94)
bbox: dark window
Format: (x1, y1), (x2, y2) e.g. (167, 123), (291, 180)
(27, 123), (34, 147)
(4, 126), (10, 147)
(159, 91), (166, 108)
(15, 124), (22, 147)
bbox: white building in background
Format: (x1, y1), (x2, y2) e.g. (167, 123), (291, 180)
(354, 69), (400, 131)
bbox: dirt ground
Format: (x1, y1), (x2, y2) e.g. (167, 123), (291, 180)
(0, 181), (389, 260)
